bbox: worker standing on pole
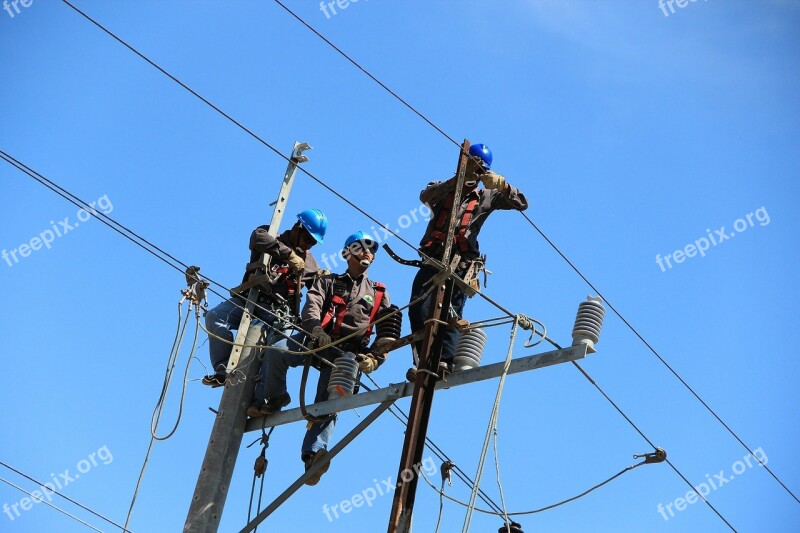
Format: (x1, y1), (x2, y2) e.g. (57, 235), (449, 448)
(202, 209), (328, 388)
(408, 144), (528, 377)
(257, 231), (394, 485)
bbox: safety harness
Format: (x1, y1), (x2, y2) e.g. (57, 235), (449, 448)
(320, 277), (386, 347)
(422, 190), (479, 254)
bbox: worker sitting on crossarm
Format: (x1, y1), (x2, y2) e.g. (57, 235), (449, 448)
(255, 231), (394, 486)
(408, 143), (528, 377)
(202, 209), (328, 387)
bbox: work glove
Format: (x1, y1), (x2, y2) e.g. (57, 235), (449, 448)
(356, 353), (379, 374)
(481, 171), (506, 191)
(310, 326), (332, 348)
(316, 269), (331, 278)
(285, 251), (305, 275)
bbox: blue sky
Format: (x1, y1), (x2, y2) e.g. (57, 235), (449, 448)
(1, 0), (799, 531)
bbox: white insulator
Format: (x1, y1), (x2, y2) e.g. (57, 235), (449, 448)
(572, 296), (605, 353)
(327, 352), (359, 400)
(453, 328), (488, 371)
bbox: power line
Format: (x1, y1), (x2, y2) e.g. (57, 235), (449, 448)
(0, 474), (106, 532)
(0, 461), (129, 531)
(267, 0), (799, 508)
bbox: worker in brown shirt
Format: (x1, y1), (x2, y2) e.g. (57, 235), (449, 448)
(255, 231), (394, 485)
(409, 143), (528, 376)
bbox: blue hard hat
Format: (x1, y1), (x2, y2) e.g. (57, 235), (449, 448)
(297, 209), (328, 244)
(468, 143), (492, 169)
(343, 231), (379, 254)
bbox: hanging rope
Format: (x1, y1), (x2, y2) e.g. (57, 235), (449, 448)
(246, 426), (275, 529)
(462, 318), (519, 532)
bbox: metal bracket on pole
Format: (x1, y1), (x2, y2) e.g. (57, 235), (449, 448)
(239, 400), (395, 533)
(184, 142), (310, 533)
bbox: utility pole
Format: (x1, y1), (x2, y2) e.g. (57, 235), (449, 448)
(388, 140), (471, 533)
(184, 142), (311, 533)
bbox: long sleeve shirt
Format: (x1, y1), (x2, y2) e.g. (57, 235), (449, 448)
(419, 176), (528, 259)
(241, 225), (319, 301)
(302, 271), (391, 350)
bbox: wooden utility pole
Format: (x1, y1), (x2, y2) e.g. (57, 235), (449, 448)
(388, 140), (471, 533)
(184, 142), (311, 533)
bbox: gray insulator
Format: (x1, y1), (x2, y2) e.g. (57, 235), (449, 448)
(327, 352), (359, 400)
(572, 296), (605, 353)
(453, 328), (488, 372)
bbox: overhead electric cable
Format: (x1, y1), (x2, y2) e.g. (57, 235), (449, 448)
(0, 475), (105, 533)
(265, 0), (799, 507)
(0, 461), (128, 531)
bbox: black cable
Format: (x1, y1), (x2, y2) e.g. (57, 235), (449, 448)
(269, 0), (798, 509)
(522, 213), (798, 506)
(0, 462), (129, 531)
(359, 376), (506, 516)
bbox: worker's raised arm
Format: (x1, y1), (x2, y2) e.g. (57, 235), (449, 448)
(419, 175), (458, 206)
(249, 225), (293, 261)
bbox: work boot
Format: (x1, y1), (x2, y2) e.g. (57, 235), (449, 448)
(201, 372), (225, 388)
(302, 449), (330, 486)
(246, 400), (266, 418)
(260, 392), (291, 416)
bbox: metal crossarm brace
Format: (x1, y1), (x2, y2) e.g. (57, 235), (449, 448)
(239, 400), (396, 532)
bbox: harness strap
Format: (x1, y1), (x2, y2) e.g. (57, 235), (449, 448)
(423, 191), (479, 253)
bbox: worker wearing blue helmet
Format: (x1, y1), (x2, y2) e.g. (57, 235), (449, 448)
(408, 143), (528, 377)
(202, 209), (328, 388)
(255, 231), (395, 485)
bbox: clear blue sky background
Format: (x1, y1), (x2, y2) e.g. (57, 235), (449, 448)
(1, 1), (798, 531)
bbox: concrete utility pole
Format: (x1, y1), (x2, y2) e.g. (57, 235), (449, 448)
(388, 140), (471, 533)
(184, 142), (311, 533)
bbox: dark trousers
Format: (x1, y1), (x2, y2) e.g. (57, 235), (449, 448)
(408, 265), (468, 364)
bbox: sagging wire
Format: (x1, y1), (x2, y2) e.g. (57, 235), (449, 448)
(462, 319), (519, 533)
(421, 449), (666, 518)
(125, 277), (206, 531)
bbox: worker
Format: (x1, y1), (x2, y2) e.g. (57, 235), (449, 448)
(408, 143), (528, 377)
(251, 231), (393, 486)
(202, 209), (328, 387)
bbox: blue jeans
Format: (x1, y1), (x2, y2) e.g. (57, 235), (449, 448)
(408, 266), (468, 364)
(204, 297), (289, 372)
(261, 340), (340, 458)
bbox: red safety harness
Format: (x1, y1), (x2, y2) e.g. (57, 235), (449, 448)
(320, 279), (386, 345)
(422, 190), (479, 253)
